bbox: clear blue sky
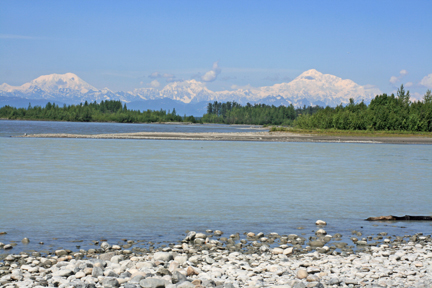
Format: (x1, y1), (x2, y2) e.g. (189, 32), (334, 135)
(1, 0), (431, 98)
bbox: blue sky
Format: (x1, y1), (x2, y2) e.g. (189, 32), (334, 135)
(1, 0), (431, 97)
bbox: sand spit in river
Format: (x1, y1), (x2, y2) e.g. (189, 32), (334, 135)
(19, 131), (432, 145)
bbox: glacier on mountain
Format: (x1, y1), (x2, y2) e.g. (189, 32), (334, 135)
(0, 70), (381, 109)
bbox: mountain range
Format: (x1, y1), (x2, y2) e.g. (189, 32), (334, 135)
(0, 69), (381, 116)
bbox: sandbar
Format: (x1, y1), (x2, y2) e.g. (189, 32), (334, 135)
(20, 131), (432, 144)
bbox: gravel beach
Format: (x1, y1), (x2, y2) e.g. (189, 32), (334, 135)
(1, 225), (432, 288)
(17, 131), (432, 145)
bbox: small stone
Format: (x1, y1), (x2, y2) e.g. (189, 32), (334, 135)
(55, 249), (67, 256)
(283, 247), (293, 255)
(195, 232), (206, 239)
(186, 266), (199, 276)
(315, 229), (326, 235)
(153, 251), (173, 262)
(21, 237), (30, 244)
(297, 269), (308, 279)
(315, 220), (327, 225)
(172, 271), (187, 284)
(3, 244), (12, 250)
(101, 241), (111, 250)
(306, 266), (320, 274)
(344, 278), (358, 285)
(102, 277), (120, 288)
(306, 274), (319, 282)
(214, 230), (223, 236)
(92, 266), (104, 278)
(272, 247), (284, 254)
(247, 232), (255, 237)
(139, 278), (166, 288)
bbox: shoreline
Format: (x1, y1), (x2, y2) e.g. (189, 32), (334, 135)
(18, 131), (432, 144)
(1, 227), (431, 287)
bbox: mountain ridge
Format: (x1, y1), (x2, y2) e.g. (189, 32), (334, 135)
(1, 70), (382, 111)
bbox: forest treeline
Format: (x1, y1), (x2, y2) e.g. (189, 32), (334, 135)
(0, 85), (431, 132)
(202, 101), (322, 125)
(0, 100), (197, 123)
(295, 86), (432, 132)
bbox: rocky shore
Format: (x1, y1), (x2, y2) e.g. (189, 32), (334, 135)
(1, 225), (432, 288)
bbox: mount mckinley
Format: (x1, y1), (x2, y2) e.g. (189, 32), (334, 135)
(0, 69), (381, 116)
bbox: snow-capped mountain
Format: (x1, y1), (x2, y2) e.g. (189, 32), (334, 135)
(0, 70), (381, 112)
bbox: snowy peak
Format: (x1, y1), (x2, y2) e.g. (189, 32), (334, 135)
(1, 73), (97, 94)
(0, 70), (382, 107)
(26, 73), (97, 93)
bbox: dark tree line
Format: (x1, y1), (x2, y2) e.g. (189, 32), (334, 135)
(2, 86), (431, 132)
(295, 86), (432, 132)
(203, 101), (323, 125)
(0, 100), (193, 123)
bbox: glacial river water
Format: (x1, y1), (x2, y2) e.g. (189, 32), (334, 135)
(1, 120), (432, 253)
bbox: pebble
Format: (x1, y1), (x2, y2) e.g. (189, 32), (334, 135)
(1, 229), (432, 288)
(315, 220), (327, 225)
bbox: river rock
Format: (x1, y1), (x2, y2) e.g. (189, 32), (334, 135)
(139, 278), (166, 288)
(172, 271), (187, 284)
(195, 232), (206, 239)
(315, 229), (326, 235)
(21, 237), (30, 244)
(101, 241), (111, 250)
(183, 231), (196, 242)
(283, 247), (294, 255)
(187, 266), (199, 276)
(315, 220), (327, 225)
(297, 269), (308, 279)
(92, 266), (104, 278)
(103, 277), (120, 288)
(272, 247), (284, 255)
(154, 251), (173, 262)
(99, 252), (116, 261)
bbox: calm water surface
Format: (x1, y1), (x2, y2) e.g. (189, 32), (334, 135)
(0, 120), (263, 137)
(1, 121), (432, 253)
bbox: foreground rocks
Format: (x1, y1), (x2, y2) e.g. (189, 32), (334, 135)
(1, 230), (432, 288)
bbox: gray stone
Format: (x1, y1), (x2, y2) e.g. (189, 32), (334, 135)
(99, 252), (116, 261)
(139, 278), (166, 288)
(55, 269), (74, 277)
(293, 282), (307, 288)
(131, 275), (145, 284)
(55, 249), (67, 256)
(71, 280), (85, 288)
(176, 281), (195, 288)
(101, 241), (111, 250)
(102, 277), (120, 288)
(329, 278), (341, 285)
(308, 241), (324, 248)
(156, 267), (171, 276)
(91, 266), (103, 278)
(171, 271), (187, 284)
(344, 278), (358, 285)
(194, 238), (205, 245)
(195, 232), (207, 239)
(183, 231), (196, 242)
(153, 251), (173, 262)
